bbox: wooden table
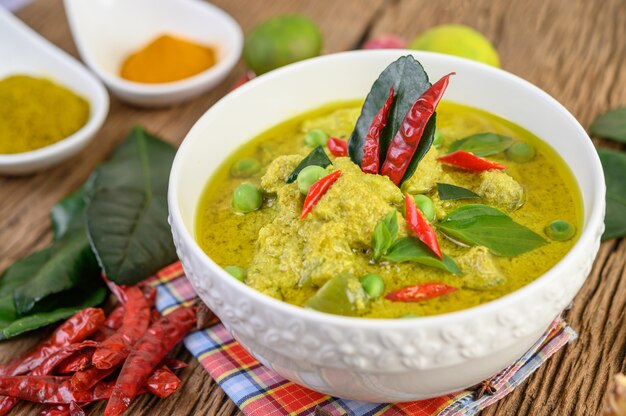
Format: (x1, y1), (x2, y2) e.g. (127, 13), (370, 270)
(1, 0), (625, 414)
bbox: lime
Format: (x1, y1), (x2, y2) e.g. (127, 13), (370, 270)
(409, 24), (500, 67)
(244, 15), (323, 75)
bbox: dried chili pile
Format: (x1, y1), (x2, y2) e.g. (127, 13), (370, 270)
(0, 281), (198, 416)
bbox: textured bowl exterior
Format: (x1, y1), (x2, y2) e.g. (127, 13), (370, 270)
(168, 50), (605, 401)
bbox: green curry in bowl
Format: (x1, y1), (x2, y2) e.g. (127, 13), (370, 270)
(195, 56), (581, 319)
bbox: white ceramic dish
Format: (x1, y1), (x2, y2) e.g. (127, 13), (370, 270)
(64, 0), (243, 107)
(168, 50), (605, 401)
(0, 7), (109, 175)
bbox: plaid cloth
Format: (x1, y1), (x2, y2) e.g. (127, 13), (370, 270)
(148, 262), (577, 416)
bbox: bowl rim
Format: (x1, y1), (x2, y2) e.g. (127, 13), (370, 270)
(169, 49), (606, 330)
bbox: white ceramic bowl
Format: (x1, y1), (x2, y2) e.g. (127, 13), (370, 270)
(64, 0), (242, 107)
(169, 50), (605, 401)
(0, 7), (109, 175)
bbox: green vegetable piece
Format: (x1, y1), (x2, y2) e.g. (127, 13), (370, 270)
(244, 15), (323, 75)
(599, 149), (626, 240)
(400, 313), (420, 319)
(232, 183), (263, 213)
(361, 274), (385, 299)
(449, 132), (513, 156)
(506, 142), (535, 163)
(285, 146), (332, 183)
(304, 274), (369, 316)
(437, 183), (480, 201)
(590, 107), (626, 143)
(230, 158), (261, 178)
(413, 194), (436, 221)
(224, 266), (246, 282)
(438, 204), (547, 256)
(297, 165), (328, 195)
(304, 129), (329, 147)
(372, 210), (398, 261)
(433, 130), (442, 147)
(51, 184), (90, 240)
(545, 220), (576, 241)
(383, 237), (462, 274)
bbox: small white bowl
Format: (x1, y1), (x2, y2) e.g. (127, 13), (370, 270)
(64, 0), (243, 107)
(0, 7), (109, 175)
(169, 50), (605, 401)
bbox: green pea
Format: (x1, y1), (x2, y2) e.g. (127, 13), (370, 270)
(413, 194), (436, 222)
(545, 220), (576, 241)
(506, 142), (535, 163)
(297, 165), (328, 195)
(361, 274), (385, 299)
(224, 266), (246, 282)
(433, 130), (442, 147)
(232, 183), (263, 213)
(400, 313), (420, 319)
(304, 129), (329, 147)
(230, 158), (261, 178)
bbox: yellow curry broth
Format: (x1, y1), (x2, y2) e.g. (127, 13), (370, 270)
(196, 101), (582, 318)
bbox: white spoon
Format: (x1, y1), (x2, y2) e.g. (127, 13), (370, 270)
(64, 0), (243, 107)
(0, 7), (109, 175)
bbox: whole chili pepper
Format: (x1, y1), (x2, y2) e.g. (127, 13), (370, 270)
(31, 341), (99, 377)
(380, 73), (454, 185)
(361, 86), (395, 174)
(92, 286), (151, 370)
(385, 282), (457, 302)
(104, 306), (197, 416)
(326, 137), (348, 157)
(404, 194), (443, 259)
(437, 150), (506, 171)
(300, 170), (342, 220)
(146, 366), (181, 399)
(56, 349), (94, 374)
(70, 365), (117, 393)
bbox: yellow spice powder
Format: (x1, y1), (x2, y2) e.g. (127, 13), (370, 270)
(0, 75), (90, 154)
(120, 34), (217, 83)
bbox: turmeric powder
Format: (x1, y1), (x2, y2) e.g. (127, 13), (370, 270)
(120, 34), (217, 83)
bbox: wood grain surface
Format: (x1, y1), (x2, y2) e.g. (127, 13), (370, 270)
(1, 0), (625, 414)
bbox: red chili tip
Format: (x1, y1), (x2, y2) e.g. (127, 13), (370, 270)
(385, 282), (458, 302)
(404, 194), (443, 259)
(437, 150), (506, 172)
(300, 170), (342, 220)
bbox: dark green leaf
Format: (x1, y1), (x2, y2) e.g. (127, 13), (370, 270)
(285, 146), (332, 183)
(348, 55), (432, 170)
(448, 132), (514, 156)
(590, 108), (626, 143)
(85, 127), (177, 284)
(437, 204), (547, 256)
(51, 185), (89, 240)
(598, 148), (626, 240)
(437, 183), (480, 201)
(383, 237), (461, 275)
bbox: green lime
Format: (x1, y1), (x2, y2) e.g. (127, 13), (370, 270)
(409, 24), (500, 67)
(244, 15), (323, 75)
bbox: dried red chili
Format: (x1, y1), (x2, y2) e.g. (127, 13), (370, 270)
(38, 404), (71, 416)
(30, 341), (99, 377)
(69, 401), (85, 416)
(162, 358), (188, 371)
(437, 150), (506, 171)
(326, 137), (348, 157)
(103, 306), (124, 330)
(71, 366), (117, 393)
(146, 366), (181, 399)
(300, 170), (342, 220)
(361, 86), (395, 174)
(56, 350), (94, 374)
(404, 194), (442, 259)
(385, 282), (457, 302)
(380, 73), (454, 185)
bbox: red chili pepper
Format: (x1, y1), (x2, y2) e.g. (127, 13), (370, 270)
(69, 402), (85, 416)
(162, 358), (188, 371)
(385, 282), (457, 302)
(300, 170), (342, 220)
(150, 308), (162, 323)
(380, 73), (454, 185)
(437, 150), (506, 171)
(103, 306), (124, 330)
(89, 327), (115, 342)
(361, 86), (395, 174)
(146, 366), (181, 399)
(326, 137), (348, 157)
(30, 341), (99, 377)
(71, 366), (117, 393)
(104, 306), (197, 416)
(404, 194), (443, 259)
(55, 349), (94, 374)
(38, 404), (71, 416)
(230, 71), (256, 91)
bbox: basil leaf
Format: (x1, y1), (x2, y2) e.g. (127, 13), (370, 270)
(598, 149), (626, 240)
(449, 132), (514, 156)
(590, 108), (626, 143)
(383, 237), (461, 275)
(285, 146), (332, 183)
(382, 209), (398, 241)
(438, 204), (547, 256)
(372, 219), (393, 262)
(437, 183), (480, 201)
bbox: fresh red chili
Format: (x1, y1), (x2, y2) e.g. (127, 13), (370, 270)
(361, 86), (395, 174)
(404, 194), (443, 259)
(385, 282), (457, 302)
(437, 150), (506, 171)
(380, 73), (454, 185)
(326, 137), (348, 157)
(146, 366), (181, 399)
(55, 350), (93, 374)
(300, 170), (342, 220)
(104, 306), (197, 416)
